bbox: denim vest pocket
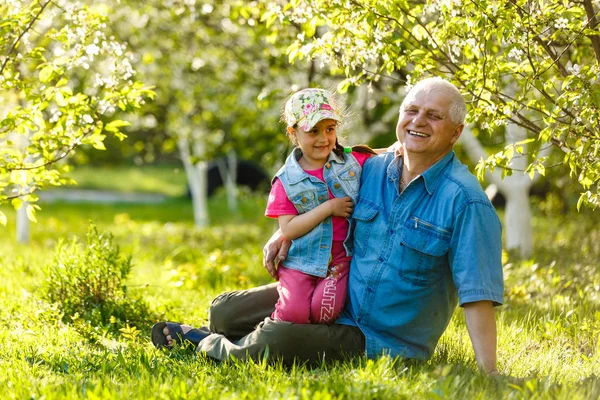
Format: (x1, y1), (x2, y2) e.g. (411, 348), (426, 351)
(290, 191), (317, 214)
(398, 217), (451, 287)
(352, 203), (379, 258)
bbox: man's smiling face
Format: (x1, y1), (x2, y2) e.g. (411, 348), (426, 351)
(397, 88), (464, 164)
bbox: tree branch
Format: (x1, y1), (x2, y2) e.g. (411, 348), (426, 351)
(4, 187), (38, 201)
(8, 128), (94, 171)
(0, 0), (53, 76)
(583, 0), (600, 64)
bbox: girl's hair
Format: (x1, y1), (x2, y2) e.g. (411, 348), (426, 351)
(332, 140), (377, 157)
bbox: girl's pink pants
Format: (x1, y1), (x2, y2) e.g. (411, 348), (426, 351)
(272, 242), (350, 324)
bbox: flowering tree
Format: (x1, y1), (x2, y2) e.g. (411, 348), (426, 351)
(97, 0), (310, 227)
(0, 0), (153, 231)
(260, 0), (600, 256)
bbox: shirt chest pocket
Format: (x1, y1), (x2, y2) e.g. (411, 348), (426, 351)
(352, 203), (379, 258)
(399, 217), (451, 287)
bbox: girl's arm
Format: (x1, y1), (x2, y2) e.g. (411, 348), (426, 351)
(278, 197), (353, 240)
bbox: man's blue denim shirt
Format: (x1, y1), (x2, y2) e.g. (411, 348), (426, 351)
(337, 151), (504, 359)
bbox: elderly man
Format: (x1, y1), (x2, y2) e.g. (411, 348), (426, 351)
(152, 77), (503, 375)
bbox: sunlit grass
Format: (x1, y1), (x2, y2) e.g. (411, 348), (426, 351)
(61, 164), (189, 196)
(0, 187), (599, 399)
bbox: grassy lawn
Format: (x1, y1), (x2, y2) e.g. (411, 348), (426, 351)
(0, 180), (599, 398)
(60, 164), (189, 197)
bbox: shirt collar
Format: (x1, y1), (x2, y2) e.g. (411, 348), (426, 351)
(387, 151), (455, 195)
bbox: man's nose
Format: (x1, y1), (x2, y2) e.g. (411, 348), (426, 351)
(412, 112), (426, 125)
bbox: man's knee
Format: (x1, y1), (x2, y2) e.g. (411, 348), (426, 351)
(208, 291), (237, 333)
(256, 319), (301, 354)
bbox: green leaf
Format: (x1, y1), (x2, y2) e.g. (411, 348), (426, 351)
(11, 198), (22, 210)
(39, 65), (54, 83)
(337, 79), (352, 94)
(55, 91), (68, 107)
(92, 141), (107, 150)
(26, 204), (38, 223)
(105, 120), (131, 133)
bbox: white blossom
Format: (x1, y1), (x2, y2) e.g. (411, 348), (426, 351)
(554, 17), (568, 30)
(568, 63), (581, 76)
(508, 47), (524, 61)
(86, 44), (100, 57)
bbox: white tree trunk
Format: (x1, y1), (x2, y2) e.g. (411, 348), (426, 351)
(459, 125), (537, 257)
(504, 183), (533, 254)
(13, 131), (31, 243)
(216, 150), (238, 212)
(178, 136), (209, 228)
(16, 204), (29, 243)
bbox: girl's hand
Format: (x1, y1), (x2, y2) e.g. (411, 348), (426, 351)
(328, 197), (354, 218)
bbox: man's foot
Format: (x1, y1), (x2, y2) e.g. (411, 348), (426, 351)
(151, 322), (211, 349)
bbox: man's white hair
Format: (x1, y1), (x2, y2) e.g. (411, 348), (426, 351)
(400, 77), (466, 125)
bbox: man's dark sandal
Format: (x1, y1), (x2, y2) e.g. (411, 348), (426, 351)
(151, 322), (211, 350)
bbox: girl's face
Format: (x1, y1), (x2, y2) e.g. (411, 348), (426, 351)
(289, 119), (338, 169)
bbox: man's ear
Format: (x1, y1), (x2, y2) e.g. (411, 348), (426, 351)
(451, 123), (464, 144)
(287, 126), (296, 136)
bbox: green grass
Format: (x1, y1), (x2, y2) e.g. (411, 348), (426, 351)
(60, 164), (189, 196)
(1, 189), (599, 399)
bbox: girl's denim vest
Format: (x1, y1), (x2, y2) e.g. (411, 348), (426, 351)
(273, 147), (362, 277)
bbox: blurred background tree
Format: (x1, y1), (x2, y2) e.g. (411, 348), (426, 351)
(0, 0), (153, 241)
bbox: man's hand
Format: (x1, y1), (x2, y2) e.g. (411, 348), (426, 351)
(328, 196), (354, 218)
(262, 229), (290, 280)
(464, 301), (499, 375)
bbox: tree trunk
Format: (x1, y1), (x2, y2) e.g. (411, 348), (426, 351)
(459, 125), (536, 258)
(178, 136), (209, 227)
(504, 183), (533, 255)
(216, 150), (238, 212)
(14, 131), (31, 243)
(16, 204), (29, 243)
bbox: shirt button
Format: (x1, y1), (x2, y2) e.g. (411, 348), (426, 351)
(326, 163), (331, 169)
(334, 183), (341, 189)
(301, 197), (307, 203)
(367, 287), (373, 293)
(388, 229), (394, 234)
(357, 318), (363, 323)
(349, 171), (355, 177)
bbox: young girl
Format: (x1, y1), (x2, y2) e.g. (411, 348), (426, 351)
(265, 88), (375, 324)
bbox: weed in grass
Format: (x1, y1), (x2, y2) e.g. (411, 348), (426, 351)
(42, 224), (156, 337)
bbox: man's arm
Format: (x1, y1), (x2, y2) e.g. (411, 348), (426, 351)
(464, 300), (499, 375)
(278, 197), (353, 240)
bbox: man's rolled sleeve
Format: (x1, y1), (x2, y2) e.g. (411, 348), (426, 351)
(449, 200), (504, 307)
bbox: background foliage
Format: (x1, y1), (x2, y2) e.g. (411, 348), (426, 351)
(261, 0), (600, 209)
(0, 0), (153, 223)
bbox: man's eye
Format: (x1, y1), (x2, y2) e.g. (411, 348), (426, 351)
(430, 114), (441, 120)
